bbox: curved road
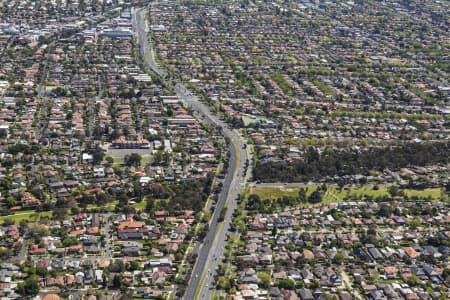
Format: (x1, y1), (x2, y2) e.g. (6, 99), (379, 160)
(178, 85), (248, 300)
(132, 6), (250, 300)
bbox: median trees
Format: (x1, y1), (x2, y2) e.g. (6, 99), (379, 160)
(218, 207), (227, 222)
(198, 223), (209, 240)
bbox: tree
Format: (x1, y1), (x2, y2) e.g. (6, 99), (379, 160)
(253, 142), (450, 182)
(0, 129), (7, 139)
(146, 197), (155, 212)
(53, 207), (68, 220)
(17, 275), (40, 296)
(119, 278), (130, 292)
(29, 224), (49, 240)
(5, 196), (17, 208)
(247, 194), (261, 210)
(92, 146), (105, 165)
(125, 153), (142, 167)
(298, 187), (307, 203)
(408, 219), (421, 229)
(407, 274), (419, 286)
(333, 252), (344, 265)
(378, 203), (393, 217)
(2, 217), (14, 226)
(442, 268), (450, 280)
(105, 156), (114, 166)
(126, 260), (140, 272)
(258, 272), (271, 288)
(62, 236), (79, 247)
(308, 190), (323, 204)
(36, 267), (49, 277)
(217, 276), (231, 291)
(19, 220), (28, 234)
(388, 186), (400, 198)
(218, 207), (227, 222)
(0, 246), (11, 259)
(112, 274), (121, 289)
(277, 278), (294, 289)
(109, 260), (125, 273)
(272, 226), (278, 236)
(152, 150), (171, 166)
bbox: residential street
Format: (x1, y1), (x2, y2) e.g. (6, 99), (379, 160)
(103, 213), (112, 259)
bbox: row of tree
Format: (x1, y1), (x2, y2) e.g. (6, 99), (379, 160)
(254, 141), (450, 182)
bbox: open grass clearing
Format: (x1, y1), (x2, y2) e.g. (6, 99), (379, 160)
(249, 186), (314, 200)
(0, 210), (53, 224)
(249, 185), (445, 204)
(404, 188), (444, 199)
(132, 200), (147, 210)
(111, 155), (152, 166)
(86, 200), (119, 211)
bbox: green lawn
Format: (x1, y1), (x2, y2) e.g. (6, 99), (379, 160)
(112, 155), (151, 166)
(347, 187), (389, 198)
(404, 188), (444, 199)
(250, 185), (445, 204)
(141, 155), (152, 164)
(322, 187), (346, 205)
(45, 85), (59, 91)
(0, 210), (53, 224)
(112, 157), (124, 165)
(249, 186), (314, 200)
(132, 200), (147, 210)
(242, 116), (257, 127)
(87, 200), (119, 211)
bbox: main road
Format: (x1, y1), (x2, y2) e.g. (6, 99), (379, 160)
(132, 6), (250, 300)
(177, 84), (248, 300)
